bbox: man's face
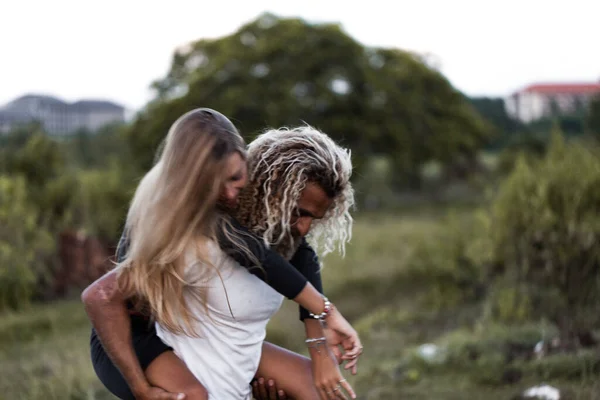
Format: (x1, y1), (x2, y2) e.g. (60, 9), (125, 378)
(290, 182), (333, 239)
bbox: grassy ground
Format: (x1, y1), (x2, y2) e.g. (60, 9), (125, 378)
(1, 209), (599, 399)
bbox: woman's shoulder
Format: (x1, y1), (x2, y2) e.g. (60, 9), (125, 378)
(183, 238), (237, 280)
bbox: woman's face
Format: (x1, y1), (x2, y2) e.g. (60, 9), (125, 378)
(219, 152), (247, 208)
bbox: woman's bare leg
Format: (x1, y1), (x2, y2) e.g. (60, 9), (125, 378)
(254, 342), (320, 400)
(145, 351), (208, 400)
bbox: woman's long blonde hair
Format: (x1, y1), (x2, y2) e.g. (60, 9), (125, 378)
(115, 108), (246, 336)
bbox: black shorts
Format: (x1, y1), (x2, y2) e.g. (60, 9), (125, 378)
(90, 317), (172, 400)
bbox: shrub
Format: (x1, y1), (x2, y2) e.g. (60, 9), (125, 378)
(404, 210), (493, 310)
(0, 176), (54, 311)
(488, 131), (600, 341)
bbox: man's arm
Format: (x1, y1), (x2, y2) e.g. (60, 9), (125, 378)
(81, 233), (187, 400)
(304, 319), (357, 399)
(82, 271), (155, 397)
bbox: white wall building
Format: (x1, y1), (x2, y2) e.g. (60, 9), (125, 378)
(505, 83), (600, 123)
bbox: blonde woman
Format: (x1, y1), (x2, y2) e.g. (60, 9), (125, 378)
(82, 110), (361, 400)
(155, 126), (357, 400)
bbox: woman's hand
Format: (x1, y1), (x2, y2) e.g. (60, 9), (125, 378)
(251, 377), (287, 400)
(321, 307), (363, 375)
(310, 344), (356, 400)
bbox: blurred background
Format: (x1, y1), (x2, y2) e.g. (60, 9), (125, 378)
(1, 1), (600, 399)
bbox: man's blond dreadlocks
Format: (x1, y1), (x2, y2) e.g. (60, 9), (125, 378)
(234, 125), (354, 259)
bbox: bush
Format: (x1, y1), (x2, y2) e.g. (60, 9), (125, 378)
(521, 349), (600, 382)
(404, 211), (492, 310)
(488, 131), (600, 340)
(0, 176), (54, 311)
(76, 159), (136, 244)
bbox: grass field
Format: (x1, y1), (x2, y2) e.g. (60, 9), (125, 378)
(1, 209), (599, 400)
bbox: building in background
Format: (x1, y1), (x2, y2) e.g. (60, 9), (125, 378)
(0, 94), (126, 135)
(505, 82), (600, 123)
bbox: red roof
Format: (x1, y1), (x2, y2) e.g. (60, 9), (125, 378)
(519, 83), (600, 95)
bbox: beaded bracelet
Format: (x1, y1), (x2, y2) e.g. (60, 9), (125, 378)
(309, 296), (333, 320)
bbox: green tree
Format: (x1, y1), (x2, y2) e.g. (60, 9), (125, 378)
(587, 94), (600, 138)
(468, 96), (524, 149)
(127, 13), (490, 188)
(62, 123), (131, 169)
(0, 128), (78, 231)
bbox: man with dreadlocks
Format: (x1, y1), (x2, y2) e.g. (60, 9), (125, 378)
(155, 125), (358, 400)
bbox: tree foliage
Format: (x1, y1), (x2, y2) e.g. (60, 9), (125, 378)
(0, 127), (76, 232)
(0, 124), (135, 308)
(468, 96), (524, 149)
(127, 13), (490, 187)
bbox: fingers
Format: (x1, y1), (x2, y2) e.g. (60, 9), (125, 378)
(340, 340), (362, 376)
(328, 384), (350, 400)
(326, 387), (338, 400)
(318, 387), (329, 400)
(336, 388), (349, 400)
(317, 381), (338, 400)
(339, 379), (356, 399)
(341, 355), (359, 375)
(331, 346), (343, 365)
(318, 378), (355, 400)
(331, 384), (349, 400)
(258, 377), (268, 399)
(343, 357), (358, 371)
(342, 337), (363, 376)
(253, 377), (286, 400)
(267, 379), (277, 400)
(344, 340), (363, 358)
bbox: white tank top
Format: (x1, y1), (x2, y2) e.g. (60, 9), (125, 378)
(155, 242), (284, 400)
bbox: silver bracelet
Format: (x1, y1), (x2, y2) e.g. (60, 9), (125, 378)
(305, 337), (327, 353)
(305, 337), (326, 344)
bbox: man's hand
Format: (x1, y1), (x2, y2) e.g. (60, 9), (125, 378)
(252, 377), (287, 400)
(135, 386), (186, 400)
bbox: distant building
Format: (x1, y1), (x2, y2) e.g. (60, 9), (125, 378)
(505, 82), (600, 123)
(0, 94), (126, 135)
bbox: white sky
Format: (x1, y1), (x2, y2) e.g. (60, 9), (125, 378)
(1, 0), (598, 110)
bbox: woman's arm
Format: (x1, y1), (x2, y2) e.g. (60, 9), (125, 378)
(288, 239), (323, 321)
(217, 218), (329, 315)
(219, 219), (363, 366)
